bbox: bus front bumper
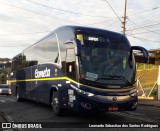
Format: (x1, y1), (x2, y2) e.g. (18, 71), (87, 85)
(67, 90), (138, 112)
(78, 93), (137, 111)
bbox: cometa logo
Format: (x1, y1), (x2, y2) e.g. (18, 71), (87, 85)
(35, 68), (50, 78)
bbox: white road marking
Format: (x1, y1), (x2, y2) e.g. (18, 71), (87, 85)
(111, 112), (156, 123)
(124, 111), (146, 116)
(0, 100), (5, 102)
(0, 97), (16, 103)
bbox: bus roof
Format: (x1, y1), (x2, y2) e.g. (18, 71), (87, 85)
(13, 26), (126, 59)
(55, 25), (123, 37)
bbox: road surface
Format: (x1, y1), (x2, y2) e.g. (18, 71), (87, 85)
(0, 95), (159, 130)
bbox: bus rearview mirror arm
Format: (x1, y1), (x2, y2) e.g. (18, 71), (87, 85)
(72, 38), (81, 56)
(131, 46), (149, 63)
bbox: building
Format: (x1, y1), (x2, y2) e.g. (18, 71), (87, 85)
(134, 48), (160, 65)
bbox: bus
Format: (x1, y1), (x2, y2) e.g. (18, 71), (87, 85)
(9, 26), (149, 115)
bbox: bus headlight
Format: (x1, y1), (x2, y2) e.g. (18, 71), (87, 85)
(9, 89), (11, 94)
(70, 84), (94, 97)
(129, 89), (137, 97)
(0, 89), (2, 93)
(86, 92), (94, 97)
(130, 92), (137, 97)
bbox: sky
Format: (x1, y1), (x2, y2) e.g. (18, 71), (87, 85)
(0, 0), (160, 58)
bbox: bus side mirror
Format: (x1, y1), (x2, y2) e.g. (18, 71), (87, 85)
(73, 38), (81, 56)
(131, 46), (149, 63)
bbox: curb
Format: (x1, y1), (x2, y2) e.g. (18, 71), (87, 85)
(138, 103), (160, 108)
(138, 96), (160, 108)
(138, 96), (155, 100)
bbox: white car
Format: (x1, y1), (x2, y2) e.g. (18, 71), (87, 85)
(0, 84), (11, 96)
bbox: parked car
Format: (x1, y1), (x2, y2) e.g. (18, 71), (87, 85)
(0, 84), (11, 96)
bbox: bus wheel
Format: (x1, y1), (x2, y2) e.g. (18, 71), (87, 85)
(52, 91), (63, 116)
(16, 88), (23, 102)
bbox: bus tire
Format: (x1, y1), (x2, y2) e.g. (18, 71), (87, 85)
(16, 88), (23, 102)
(52, 90), (63, 116)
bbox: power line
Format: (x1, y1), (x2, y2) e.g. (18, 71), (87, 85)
(128, 18), (160, 29)
(0, 31), (51, 37)
(25, 0), (114, 19)
(127, 30), (160, 35)
(131, 22), (160, 30)
(0, 1), (82, 25)
(127, 35), (160, 43)
(102, 0), (122, 23)
(0, 1), (54, 17)
(0, 1), (118, 28)
(126, 5), (160, 37)
(129, 6), (160, 17)
(0, 45), (29, 47)
(0, 19), (117, 37)
(130, 17), (160, 26)
(127, 20), (160, 32)
(86, 18), (116, 26)
(0, 19), (119, 37)
(104, 19), (119, 29)
(127, 18), (160, 35)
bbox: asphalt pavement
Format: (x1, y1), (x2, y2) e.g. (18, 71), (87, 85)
(0, 98), (160, 123)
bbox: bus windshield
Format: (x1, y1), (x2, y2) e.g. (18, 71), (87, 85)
(79, 34), (135, 88)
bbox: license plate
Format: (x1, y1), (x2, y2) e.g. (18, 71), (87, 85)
(108, 106), (119, 111)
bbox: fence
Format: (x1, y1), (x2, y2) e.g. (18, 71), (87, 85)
(137, 77), (158, 99)
(136, 63), (159, 99)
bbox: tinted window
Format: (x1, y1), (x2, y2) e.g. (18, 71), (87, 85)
(23, 47), (38, 67)
(35, 34), (59, 64)
(57, 29), (75, 62)
(82, 34), (130, 51)
(23, 33), (59, 67)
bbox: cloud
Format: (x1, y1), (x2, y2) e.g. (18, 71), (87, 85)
(0, 0), (160, 58)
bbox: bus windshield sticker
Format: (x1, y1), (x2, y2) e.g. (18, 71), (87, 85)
(85, 72), (98, 81)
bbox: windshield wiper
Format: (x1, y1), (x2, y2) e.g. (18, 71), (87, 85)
(81, 78), (105, 86)
(96, 75), (132, 86)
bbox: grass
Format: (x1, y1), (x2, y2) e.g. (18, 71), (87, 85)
(136, 64), (158, 88)
(136, 63), (159, 97)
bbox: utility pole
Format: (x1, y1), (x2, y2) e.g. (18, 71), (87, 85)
(122, 0), (127, 35)
(158, 65), (160, 100)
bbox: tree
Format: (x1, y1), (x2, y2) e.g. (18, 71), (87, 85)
(0, 68), (11, 84)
